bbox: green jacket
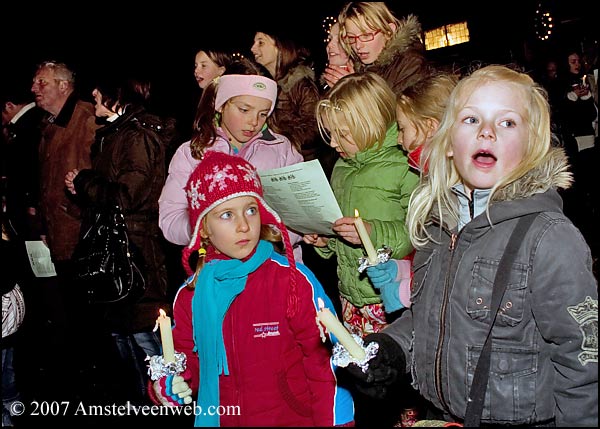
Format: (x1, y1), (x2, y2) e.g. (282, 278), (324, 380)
(316, 125), (419, 306)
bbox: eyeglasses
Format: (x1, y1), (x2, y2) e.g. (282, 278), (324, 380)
(342, 30), (381, 44)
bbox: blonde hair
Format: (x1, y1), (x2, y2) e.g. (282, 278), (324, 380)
(337, 2), (401, 58)
(407, 65), (553, 247)
(316, 71), (395, 152)
(396, 73), (457, 152)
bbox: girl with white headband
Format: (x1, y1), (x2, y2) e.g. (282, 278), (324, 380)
(159, 58), (305, 261)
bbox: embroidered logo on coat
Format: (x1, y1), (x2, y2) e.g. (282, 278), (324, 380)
(567, 296), (598, 365)
(253, 322), (280, 338)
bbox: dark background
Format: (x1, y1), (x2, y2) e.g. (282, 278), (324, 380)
(4, 1), (596, 124)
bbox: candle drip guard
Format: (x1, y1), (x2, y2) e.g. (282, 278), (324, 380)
(147, 352), (187, 380)
(357, 245), (392, 273)
(332, 334), (379, 372)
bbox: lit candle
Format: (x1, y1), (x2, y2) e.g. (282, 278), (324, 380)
(581, 75), (586, 86)
(354, 209), (378, 265)
(317, 298), (366, 360)
(157, 309), (176, 363)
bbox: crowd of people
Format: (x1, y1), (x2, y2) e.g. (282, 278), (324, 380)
(2, 2), (598, 427)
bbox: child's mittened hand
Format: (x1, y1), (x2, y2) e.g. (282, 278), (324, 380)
(153, 375), (193, 406)
(366, 261), (398, 288)
(368, 262), (403, 312)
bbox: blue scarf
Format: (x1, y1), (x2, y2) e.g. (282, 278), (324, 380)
(192, 240), (272, 427)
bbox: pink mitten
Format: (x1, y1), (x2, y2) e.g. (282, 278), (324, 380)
(151, 375), (192, 406)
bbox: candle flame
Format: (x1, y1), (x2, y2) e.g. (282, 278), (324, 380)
(354, 208), (359, 218)
(317, 297), (325, 310)
(159, 308), (166, 317)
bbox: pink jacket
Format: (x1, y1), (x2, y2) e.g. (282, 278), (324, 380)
(158, 127), (305, 258)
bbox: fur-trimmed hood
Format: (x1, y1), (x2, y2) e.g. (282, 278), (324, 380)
(278, 64), (315, 93)
(355, 14), (423, 71)
(493, 147), (573, 203)
(354, 14), (430, 95)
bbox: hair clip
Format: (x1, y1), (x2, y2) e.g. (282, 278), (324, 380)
(198, 248), (207, 257)
(319, 101), (343, 112)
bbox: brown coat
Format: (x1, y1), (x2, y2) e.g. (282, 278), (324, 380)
(268, 64), (321, 161)
(38, 95), (98, 261)
(73, 106), (170, 332)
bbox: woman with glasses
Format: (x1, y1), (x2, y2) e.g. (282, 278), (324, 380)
(323, 2), (431, 95)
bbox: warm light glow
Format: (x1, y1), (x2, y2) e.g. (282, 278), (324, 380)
(535, 1), (554, 41)
(322, 16), (337, 44)
(354, 209), (359, 218)
(159, 308), (166, 317)
(425, 21), (470, 50)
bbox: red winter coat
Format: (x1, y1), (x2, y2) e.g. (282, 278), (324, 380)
(172, 251), (354, 427)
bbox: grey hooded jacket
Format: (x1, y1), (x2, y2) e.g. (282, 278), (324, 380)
(384, 148), (598, 426)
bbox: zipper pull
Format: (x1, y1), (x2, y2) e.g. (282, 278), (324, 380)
(449, 233), (457, 251)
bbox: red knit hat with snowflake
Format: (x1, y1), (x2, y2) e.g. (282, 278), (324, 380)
(182, 151), (298, 315)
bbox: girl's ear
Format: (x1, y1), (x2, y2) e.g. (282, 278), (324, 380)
(425, 118), (440, 141)
(388, 22), (397, 34)
(200, 222), (209, 239)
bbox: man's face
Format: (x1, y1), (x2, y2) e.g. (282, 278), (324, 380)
(31, 68), (64, 115)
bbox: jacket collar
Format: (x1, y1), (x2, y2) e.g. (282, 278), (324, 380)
(49, 92), (78, 128)
(442, 148), (572, 231)
(346, 124), (399, 165)
(278, 64), (315, 93)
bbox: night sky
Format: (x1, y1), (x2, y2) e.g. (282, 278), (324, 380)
(5, 1), (595, 124)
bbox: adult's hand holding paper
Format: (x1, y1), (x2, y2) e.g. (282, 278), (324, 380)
(258, 160), (342, 235)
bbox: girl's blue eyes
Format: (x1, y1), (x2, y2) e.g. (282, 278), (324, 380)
(219, 207), (258, 220)
(462, 117), (516, 128)
(499, 119), (516, 128)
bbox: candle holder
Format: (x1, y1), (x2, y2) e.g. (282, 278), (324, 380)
(331, 334), (379, 372)
(357, 245), (392, 273)
(147, 352), (187, 381)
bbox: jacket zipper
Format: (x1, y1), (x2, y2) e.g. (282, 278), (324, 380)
(434, 230), (458, 411)
(230, 313), (241, 426)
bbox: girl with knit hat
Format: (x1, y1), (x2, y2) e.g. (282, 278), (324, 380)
(158, 59), (305, 261)
(150, 151), (354, 427)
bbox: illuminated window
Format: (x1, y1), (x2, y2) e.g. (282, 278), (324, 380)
(425, 22), (470, 50)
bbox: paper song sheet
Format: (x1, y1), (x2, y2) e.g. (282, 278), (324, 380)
(259, 160), (343, 235)
(25, 240), (57, 277)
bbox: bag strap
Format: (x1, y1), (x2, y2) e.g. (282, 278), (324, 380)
(463, 213), (539, 427)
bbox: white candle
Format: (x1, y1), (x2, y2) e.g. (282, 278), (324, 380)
(354, 209), (378, 265)
(157, 309), (176, 364)
(317, 298), (366, 360)
(582, 75), (586, 86)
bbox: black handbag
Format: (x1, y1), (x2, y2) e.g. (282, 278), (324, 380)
(72, 204), (146, 304)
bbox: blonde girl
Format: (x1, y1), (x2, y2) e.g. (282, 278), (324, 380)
(305, 71), (418, 336)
